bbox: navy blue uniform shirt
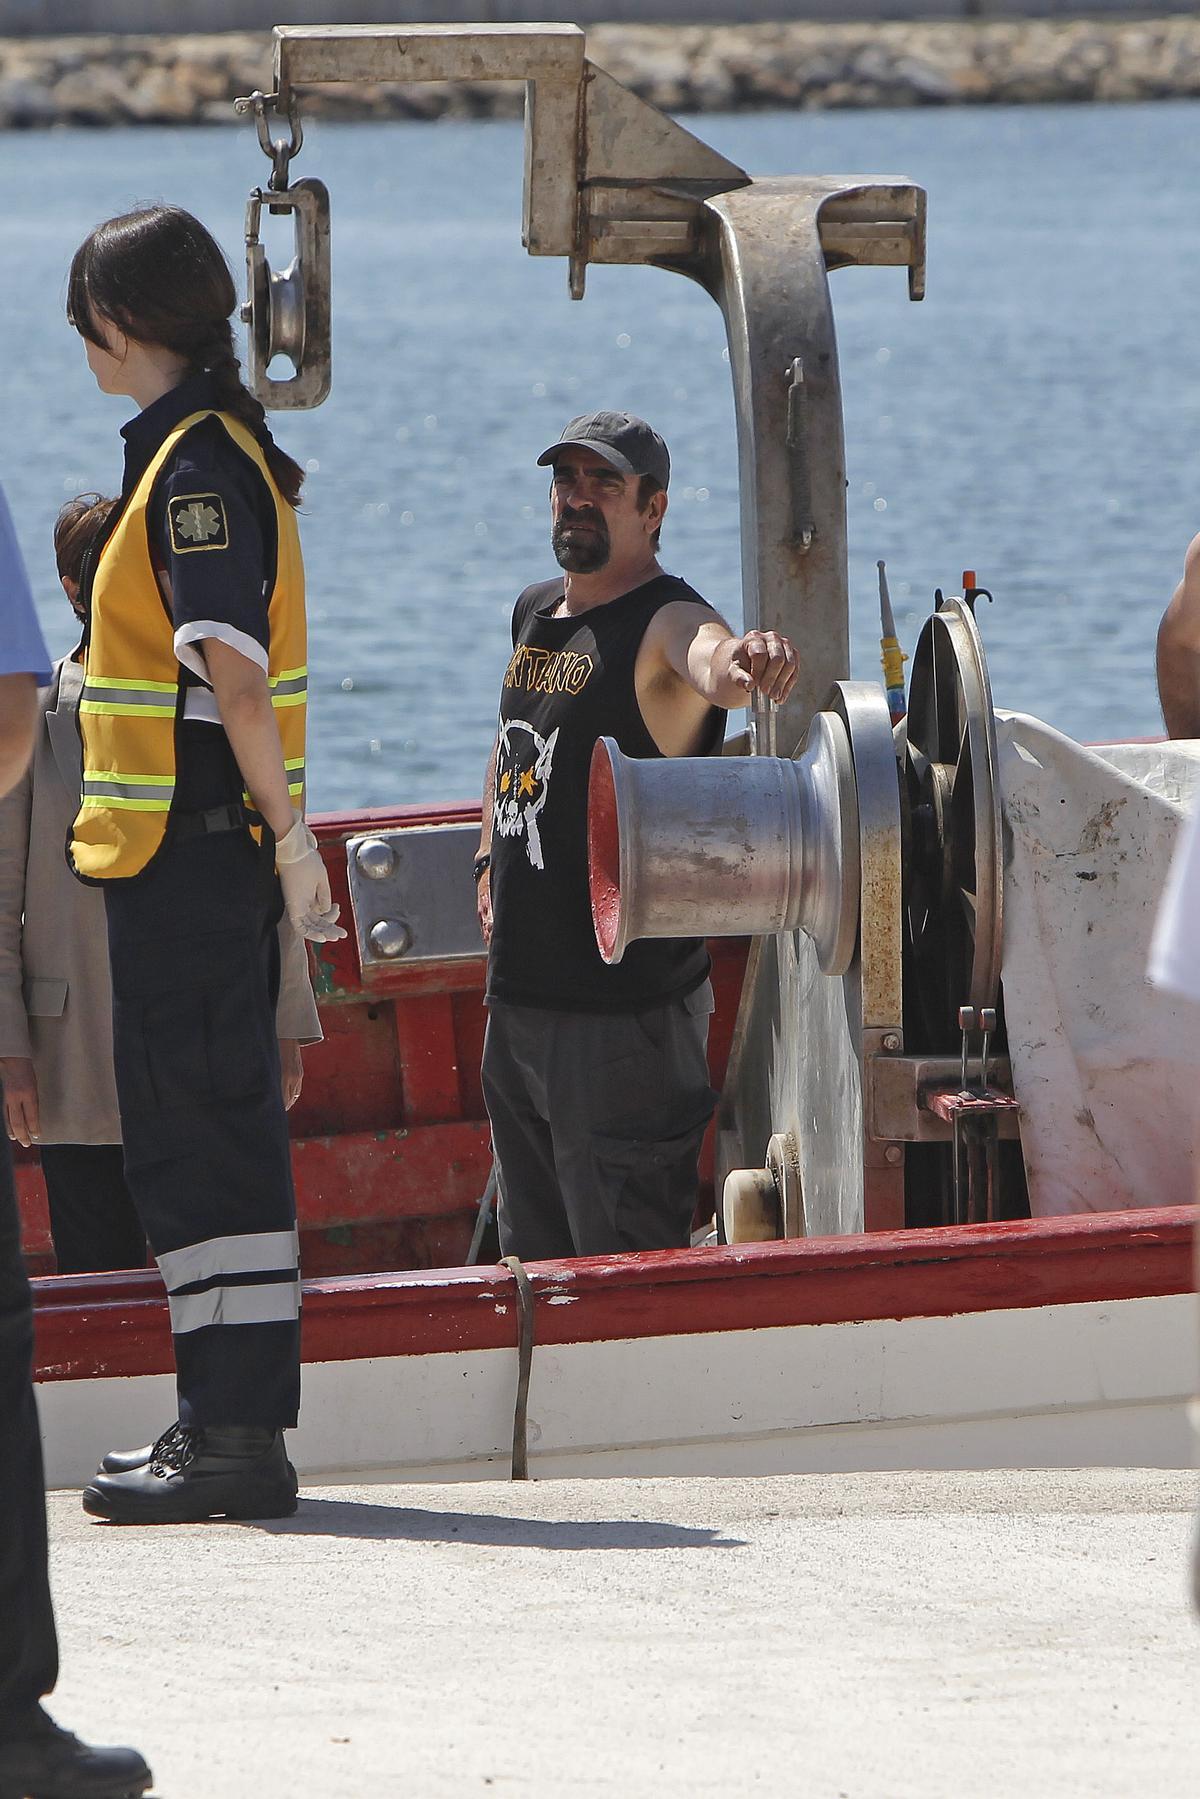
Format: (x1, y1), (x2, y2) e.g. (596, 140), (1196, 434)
(102, 372), (282, 811)
(120, 370), (278, 689)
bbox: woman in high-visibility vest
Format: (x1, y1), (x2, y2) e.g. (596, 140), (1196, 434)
(64, 204), (343, 1526)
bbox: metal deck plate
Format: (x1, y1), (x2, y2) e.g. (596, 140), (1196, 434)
(346, 823), (483, 970)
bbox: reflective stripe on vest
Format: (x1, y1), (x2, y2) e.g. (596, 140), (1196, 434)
(80, 770), (175, 810)
(271, 668), (307, 707)
(244, 760), (305, 810)
(70, 409), (306, 881)
(79, 676), (178, 718)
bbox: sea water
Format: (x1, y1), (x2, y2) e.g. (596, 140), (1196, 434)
(1, 100), (1197, 809)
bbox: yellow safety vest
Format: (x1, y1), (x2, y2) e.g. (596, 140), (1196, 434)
(70, 410), (306, 881)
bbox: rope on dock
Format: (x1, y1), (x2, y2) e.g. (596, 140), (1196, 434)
(502, 1254), (535, 1480)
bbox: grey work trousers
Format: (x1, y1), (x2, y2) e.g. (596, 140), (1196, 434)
(482, 982), (718, 1262)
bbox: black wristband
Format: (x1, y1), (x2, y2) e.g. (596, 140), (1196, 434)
(473, 853), (491, 884)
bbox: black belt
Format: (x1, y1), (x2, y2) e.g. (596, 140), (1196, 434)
(170, 804), (263, 842)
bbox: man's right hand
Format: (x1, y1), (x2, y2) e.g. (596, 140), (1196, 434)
(0, 1056), (39, 1148)
(477, 866), (493, 948)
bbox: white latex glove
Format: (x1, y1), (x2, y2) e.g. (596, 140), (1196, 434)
(275, 814), (347, 943)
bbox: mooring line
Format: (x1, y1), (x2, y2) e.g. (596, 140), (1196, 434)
(501, 1254), (535, 1480)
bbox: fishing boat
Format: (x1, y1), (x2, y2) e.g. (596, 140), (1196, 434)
(20, 21), (1196, 1492)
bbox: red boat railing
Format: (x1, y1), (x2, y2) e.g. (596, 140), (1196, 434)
(31, 1206), (1196, 1384)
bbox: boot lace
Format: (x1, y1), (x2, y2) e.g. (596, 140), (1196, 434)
(149, 1423), (200, 1477)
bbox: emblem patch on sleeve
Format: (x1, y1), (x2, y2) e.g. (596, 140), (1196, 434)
(167, 493), (229, 554)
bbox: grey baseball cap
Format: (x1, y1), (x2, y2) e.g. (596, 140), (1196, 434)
(536, 411), (670, 489)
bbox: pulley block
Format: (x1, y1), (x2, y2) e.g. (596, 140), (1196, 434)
(242, 178), (332, 410)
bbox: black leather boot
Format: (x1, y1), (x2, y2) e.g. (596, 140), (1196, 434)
(82, 1425), (298, 1524)
(0, 1708), (151, 1799)
(98, 1420), (186, 1476)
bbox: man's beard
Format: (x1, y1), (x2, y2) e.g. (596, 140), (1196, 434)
(552, 509), (611, 574)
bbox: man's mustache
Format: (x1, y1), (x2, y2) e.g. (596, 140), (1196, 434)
(559, 507), (606, 530)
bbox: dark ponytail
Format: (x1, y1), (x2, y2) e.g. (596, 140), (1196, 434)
(188, 313), (305, 507)
(67, 206), (304, 509)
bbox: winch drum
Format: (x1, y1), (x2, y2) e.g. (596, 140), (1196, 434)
(588, 709), (860, 977)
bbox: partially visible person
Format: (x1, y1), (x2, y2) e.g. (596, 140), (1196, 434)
(65, 204), (343, 1526)
(477, 411), (797, 1263)
(1146, 797), (1200, 1617)
(0, 493), (322, 1276)
(0, 478), (152, 1798)
(1156, 533), (1200, 736)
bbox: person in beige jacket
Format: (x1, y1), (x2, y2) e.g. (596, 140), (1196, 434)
(0, 495), (322, 1274)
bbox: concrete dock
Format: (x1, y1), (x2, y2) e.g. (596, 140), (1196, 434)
(44, 1469), (1199, 1798)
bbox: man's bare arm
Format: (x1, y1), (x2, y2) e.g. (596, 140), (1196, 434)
(1157, 534), (1200, 738)
(477, 737), (497, 947)
(648, 602), (798, 710)
(0, 673), (37, 799)
(479, 738), (497, 859)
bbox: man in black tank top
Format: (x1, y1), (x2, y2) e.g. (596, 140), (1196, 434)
(477, 412), (798, 1261)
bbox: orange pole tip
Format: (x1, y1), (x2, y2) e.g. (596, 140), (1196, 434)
(962, 569), (976, 590)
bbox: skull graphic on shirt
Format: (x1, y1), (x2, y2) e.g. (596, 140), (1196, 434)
(494, 718), (559, 871)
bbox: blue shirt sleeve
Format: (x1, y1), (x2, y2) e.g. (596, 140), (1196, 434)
(0, 481), (51, 683)
(148, 418), (276, 682)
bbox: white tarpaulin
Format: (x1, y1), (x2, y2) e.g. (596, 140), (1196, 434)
(996, 714), (1200, 1216)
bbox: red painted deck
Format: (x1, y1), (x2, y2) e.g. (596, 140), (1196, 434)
(13, 803), (745, 1279)
(32, 1206), (1195, 1383)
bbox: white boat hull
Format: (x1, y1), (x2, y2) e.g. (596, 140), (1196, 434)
(40, 1290), (1196, 1490)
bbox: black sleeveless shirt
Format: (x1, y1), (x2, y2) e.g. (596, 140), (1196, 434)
(486, 572), (724, 1013)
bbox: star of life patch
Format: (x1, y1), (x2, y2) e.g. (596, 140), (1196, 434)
(167, 492), (229, 554)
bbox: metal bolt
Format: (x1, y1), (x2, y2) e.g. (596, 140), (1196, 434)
(356, 837), (395, 881)
(958, 1004), (976, 1094)
(884, 1144), (903, 1165)
(368, 918), (412, 960)
(979, 1006), (997, 1091)
(882, 1032), (900, 1052)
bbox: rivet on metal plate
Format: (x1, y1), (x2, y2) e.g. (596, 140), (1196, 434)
(356, 838), (396, 880)
(368, 918), (412, 959)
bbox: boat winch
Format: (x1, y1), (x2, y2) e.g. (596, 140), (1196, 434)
(589, 590), (1021, 1240)
(229, 26), (1196, 1247)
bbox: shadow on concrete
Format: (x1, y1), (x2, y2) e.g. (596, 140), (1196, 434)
(242, 1496), (746, 1550)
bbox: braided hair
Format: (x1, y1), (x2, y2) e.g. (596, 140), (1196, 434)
(67, 206), (304, 509)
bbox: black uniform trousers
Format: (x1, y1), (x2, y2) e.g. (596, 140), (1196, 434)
(103, 824), (301, 1431)
(0, 1133), (58, 1740)
(483, 981), (718, 1261)
(40, 1143), (146, 1276)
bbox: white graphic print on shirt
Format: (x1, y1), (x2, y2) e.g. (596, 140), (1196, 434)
(494, 718), (559, 871)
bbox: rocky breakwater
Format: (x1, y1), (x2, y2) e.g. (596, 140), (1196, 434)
(2, 17), (1200, 129)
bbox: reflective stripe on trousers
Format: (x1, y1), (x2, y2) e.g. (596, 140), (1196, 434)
(158, 1229), (300, 1335)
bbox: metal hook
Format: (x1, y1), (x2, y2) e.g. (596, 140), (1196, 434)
(235, 88), (304, 192)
